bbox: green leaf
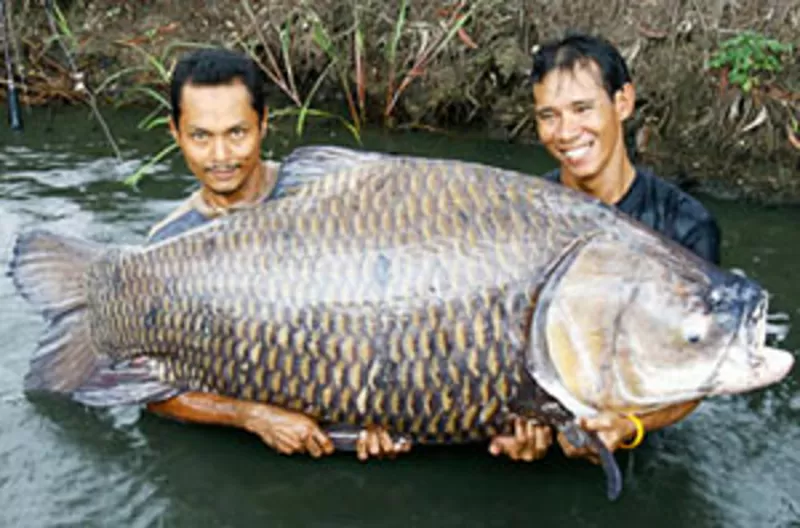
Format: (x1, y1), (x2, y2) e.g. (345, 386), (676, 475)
(129, 86), (170, 110)
(124, 143), (180, 187)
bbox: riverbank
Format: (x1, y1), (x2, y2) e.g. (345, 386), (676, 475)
(2, 0), (798, 202)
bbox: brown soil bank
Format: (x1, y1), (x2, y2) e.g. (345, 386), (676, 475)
(2, 0), (799, 203)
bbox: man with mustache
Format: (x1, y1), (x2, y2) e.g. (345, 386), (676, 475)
(145, 47), (408, 461)
(488, 32), (722, 465)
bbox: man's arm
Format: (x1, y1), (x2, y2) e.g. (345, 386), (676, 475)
(147, 392), (334, 457)
(148, 392), (412, 459)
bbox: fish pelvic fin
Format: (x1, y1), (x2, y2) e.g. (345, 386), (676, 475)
(72, 359), (181, 407)
(9, 229), (108, 397)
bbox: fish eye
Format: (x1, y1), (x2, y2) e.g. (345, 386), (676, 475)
(682, 313), (710, 345)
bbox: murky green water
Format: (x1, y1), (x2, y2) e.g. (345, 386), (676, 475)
(1, 107), (798, 528)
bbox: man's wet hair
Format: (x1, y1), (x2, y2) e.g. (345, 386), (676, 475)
(170, 48), (266, 129)
(530, 32), (632, 101)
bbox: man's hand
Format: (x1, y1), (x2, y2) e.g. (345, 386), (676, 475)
(244, 404), (335, 458)
(488, 417), (553, 462)
(558, 401), (700, 464)
(355, 426), (413, 461)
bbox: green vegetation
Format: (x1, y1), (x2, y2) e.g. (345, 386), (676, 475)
(709, 31), (794, 93)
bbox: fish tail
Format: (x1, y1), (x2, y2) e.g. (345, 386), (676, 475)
(9, 229), (108, 396)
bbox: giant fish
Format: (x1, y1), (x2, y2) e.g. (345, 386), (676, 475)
(8, 146), (794, 500)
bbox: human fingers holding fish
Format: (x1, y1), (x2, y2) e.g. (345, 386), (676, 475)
(356, 426), (413, 461)
(489, 417), (553, 462)
(244, 404), (334, 458)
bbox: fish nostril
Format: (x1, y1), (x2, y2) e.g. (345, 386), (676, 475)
(749, 357), (764, 370)
(707, 288), (725, 311)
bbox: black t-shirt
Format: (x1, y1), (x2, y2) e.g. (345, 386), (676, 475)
(543, 168), (721, 265)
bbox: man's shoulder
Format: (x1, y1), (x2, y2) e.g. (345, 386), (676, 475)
(636, 167), (716, 226)
(540, 167), (561, 183)
(146, 191), (207, 244)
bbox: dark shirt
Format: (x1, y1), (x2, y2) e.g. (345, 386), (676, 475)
(542, 167), (721, 264)
(147, 208), (209, 244)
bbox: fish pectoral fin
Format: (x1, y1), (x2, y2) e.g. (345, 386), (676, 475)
(559, 421), (623, 502)
(71, 358), (180, 407)
(512, 379), (623, 501)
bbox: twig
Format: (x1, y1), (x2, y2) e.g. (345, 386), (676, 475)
(44, 0), (122, 160)
(4, 0), (27, 107)
(385, 0), (483, 119)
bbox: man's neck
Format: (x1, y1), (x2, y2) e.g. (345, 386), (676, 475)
(560, 157), (637, 206)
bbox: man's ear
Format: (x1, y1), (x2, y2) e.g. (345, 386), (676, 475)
(614, 83), (636, 121)
(168, 118), (179, 141)
(259, 106), (269, 138)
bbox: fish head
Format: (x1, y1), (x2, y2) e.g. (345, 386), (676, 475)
(529, 231), (795, 416)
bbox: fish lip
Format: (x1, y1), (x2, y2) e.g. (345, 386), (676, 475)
(712, 346), (795, 396)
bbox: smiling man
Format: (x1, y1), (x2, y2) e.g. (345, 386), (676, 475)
(489, 32), (722, 464)
(144, 48), (407, 461)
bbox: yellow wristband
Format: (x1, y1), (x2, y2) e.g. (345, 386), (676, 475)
(619, 413), (645, 449)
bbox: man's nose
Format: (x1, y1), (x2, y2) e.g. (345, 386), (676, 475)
(211, 137), (230, 161)
(556, 112), (581, 142)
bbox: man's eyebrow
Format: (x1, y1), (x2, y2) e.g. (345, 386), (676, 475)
(535, 98), (595, 111)
(186, 121), (249, 132)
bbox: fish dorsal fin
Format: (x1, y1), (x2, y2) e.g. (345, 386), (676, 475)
(270, 146), (391, 200)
